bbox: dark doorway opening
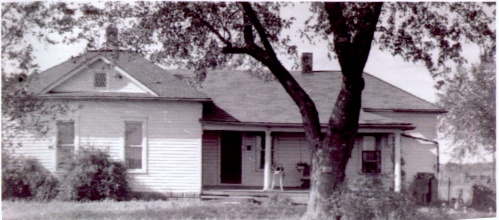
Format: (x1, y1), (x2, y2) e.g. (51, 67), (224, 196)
(220, 131), (242, 184)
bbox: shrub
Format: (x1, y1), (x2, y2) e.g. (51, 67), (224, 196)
(57, 147), (130, 201)
(326, 175), (449, 220)
(2, 154), (59, 201)
(471, 184), (496, 212)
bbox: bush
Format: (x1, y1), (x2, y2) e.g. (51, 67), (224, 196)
(2, 154), (59, 201)
(57, 147), (130, 201)
(326, 175), (449, 220)
(472, 184), (496, 212)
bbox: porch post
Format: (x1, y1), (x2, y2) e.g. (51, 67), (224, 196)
(263, 130), (272, 190)
(394, 131), (402, 192)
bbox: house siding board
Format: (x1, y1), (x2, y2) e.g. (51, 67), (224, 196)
(273, 133), (311, 187)
(12, 133), (54, 170)
(241, 134), (264, 186)
(51, 60), (146, 94)
(373, 112), (439, 140)
(402, 137), (437, 186)
(269, 133), (393, 187)
(202, 131), (220, 186)
(14, 99), (203, 194)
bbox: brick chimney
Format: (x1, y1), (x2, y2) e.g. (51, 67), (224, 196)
(105, 25), (119, 49)
(301, 52), (313, 73)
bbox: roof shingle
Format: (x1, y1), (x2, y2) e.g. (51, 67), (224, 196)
(169, 70), (443, 125)
(28, 50), (209, 101)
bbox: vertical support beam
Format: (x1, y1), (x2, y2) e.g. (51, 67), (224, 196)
(263, 130), (272, 190)
(394, 131), (402, 192)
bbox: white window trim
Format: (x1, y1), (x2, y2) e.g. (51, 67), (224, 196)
(254, 133), (275, 172)
(54, 117), (80, 172)
(122, 117), (148, 174)
(359, 135), (382, 174)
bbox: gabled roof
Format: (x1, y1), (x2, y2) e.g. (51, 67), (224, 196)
(28, 50), (209, 101)
(170, 70), (444, 127)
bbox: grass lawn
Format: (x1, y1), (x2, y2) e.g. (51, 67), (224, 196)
(3, 199), (496, 220)
(2, 199), (306, 220)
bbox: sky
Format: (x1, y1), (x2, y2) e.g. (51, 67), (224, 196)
(19, 2), (489, 163)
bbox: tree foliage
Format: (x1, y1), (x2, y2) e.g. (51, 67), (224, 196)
(305, 2), (495, 82)
(1, 2), (77, 151)
(438, 54), (496, 160)
(1, 1), (495, 218)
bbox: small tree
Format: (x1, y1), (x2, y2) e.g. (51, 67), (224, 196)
(57, 148), (130, 201)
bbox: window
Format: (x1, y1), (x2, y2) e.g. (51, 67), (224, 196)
(253, 133), (273, 170)
(94, 72), (107, 87)
(56, 121), (75, 170)
(125, 121), (144, 170)
(361, 136), (381, 174)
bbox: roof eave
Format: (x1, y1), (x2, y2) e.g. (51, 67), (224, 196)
(364, 108), (447, 114)
(34, 95), (211, 102)
(200, 120), (415, 130)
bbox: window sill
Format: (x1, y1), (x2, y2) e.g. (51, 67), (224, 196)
(127, 169), (147, 174)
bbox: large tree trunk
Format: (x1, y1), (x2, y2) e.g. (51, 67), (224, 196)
(303, 3), (382, 219)
(226, 2), (381, 219)
(304, 73), (364, 219)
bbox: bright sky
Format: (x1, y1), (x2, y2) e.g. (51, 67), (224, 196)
(23, 1), (487, 163)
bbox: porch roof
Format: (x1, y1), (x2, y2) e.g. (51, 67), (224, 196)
(171, 70), (442, 127)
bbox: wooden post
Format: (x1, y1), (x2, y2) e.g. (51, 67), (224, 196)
(263, 130), (272, 190)
(394, 132), (402, 192)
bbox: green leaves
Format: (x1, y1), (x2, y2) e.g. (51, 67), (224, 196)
(438, 55), (496, 161)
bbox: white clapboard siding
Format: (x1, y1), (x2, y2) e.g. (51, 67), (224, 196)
(273, 133), (311, 187)
(373, 112), (440, 140)
(51, 59), (147, 94)
(12, 99), (203, 194)
(240, 134), (264, 186)
(202, 131), (220, 186)
(11, 132), (55, 170)
(401, 137), (437, 186)
(272, 133), (393, 187)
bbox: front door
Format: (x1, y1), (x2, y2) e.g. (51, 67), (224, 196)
(220, 131), (242, 184)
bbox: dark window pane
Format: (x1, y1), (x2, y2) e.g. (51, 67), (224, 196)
(57, 145), (74, 169)
(57, 122), (74, 145)
(125, 122), (142, 145)
(362, 151), (381, 173)
(126, 147), (142, 169)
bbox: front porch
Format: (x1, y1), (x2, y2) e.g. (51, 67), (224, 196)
(202, 128), (404, 192)
(201, 185), (310, 204)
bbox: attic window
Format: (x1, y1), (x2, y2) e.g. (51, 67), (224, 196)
(94, 72), (107, 87)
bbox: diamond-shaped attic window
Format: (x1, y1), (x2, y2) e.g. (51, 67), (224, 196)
(94, 72), (106, 87)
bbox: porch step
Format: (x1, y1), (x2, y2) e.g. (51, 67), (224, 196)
(201, 195), (266, 204)
(201, 190), (309, 204)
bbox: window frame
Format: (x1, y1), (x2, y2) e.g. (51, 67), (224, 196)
(94, 72), (108, 88)
(123, 118), (148, 173)
(55, 120), (76, 171)
(249, 132), (274, 171)
(360, 135), (382, 174)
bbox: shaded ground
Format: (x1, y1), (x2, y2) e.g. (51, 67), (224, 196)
(2, 199), (496, 220)
(2, 200), (305, 220)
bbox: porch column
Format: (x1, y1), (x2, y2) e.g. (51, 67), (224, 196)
(263, 130), (272, 190)
(394, 131), (402, 192)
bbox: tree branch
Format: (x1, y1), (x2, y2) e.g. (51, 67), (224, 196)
(187, 6), (232, 47)
(239, 2), (277, 59)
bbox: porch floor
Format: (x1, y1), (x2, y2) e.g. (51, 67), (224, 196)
(201, 185), (309, 204)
